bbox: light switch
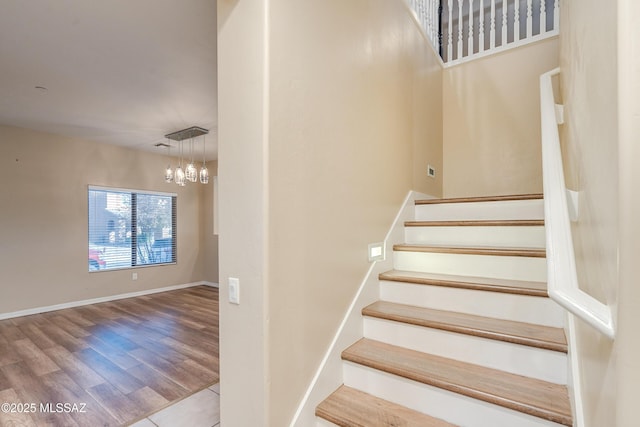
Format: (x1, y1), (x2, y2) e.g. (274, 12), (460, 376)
(228, 277), (240, 304)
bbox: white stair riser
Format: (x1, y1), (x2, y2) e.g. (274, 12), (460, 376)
(363, 317), (567, 384)
(415, 199), (544, 221)
(405, 226), (546, 248)
(343, 362), (567, 427)
(393, 251), (547, 282)
(316, 418), (338, 427)
(380, 281), (564, 327)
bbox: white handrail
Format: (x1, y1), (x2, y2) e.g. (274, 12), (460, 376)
(539, 68), (615, 339)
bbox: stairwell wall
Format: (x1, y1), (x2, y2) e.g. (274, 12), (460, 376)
(558, 1), (618, 425)
(616, 1), (640, 425)
(218, 1), (443, 424)
(442, 37), (559, 198)
(559, 0), (640, 426)
(267, 2), (442, 425)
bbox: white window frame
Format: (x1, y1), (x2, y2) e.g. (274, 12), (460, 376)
(88, 185), (177, 272)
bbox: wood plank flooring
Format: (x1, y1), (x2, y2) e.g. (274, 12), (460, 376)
(415, 193), (544, 205)
(363, 301), (567, 352)
(316, 385), (456, 427)
(0, 285), (219, 427)
(378, 270), (549, 297)
(404, 219), (545, 227)
(343, 338), (572, 426)
(393, 244), (547, 258)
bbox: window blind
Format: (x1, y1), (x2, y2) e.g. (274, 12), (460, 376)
(88, 187), (176, 271)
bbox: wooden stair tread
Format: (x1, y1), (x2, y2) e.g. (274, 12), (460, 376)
(415, 194), (543, 205)
(393, 244), (546, 258)
(378, 270), (548, 297)
(343, 339), (572, 426)
(363, 301), (567, 352)
(316, 385), (457, 427)
(405, 219), (544, 227)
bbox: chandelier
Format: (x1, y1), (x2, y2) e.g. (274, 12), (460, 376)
(163, 126), (209, 185)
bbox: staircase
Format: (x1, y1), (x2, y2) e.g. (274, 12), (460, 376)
(315, 194), (572, 427)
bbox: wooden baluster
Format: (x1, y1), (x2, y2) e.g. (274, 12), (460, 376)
(540, 0), (547, 33)
(457, 0), (464, 59)
(554, 0), (559, 31)
(447, 0), (454, 61)
(479, 0), (485, 52)
(526, 0), (533, 38)
(502, 0), (508, 46)
(490, 0), (496, 49)
(514, 0), (520, 41)
(468, 0), (474, 57)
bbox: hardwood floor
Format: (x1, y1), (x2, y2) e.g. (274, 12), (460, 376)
(0, 286), (219, 426)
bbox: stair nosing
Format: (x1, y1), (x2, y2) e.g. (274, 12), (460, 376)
(378, 270), (548, 297)
(404, 219), (545, 227)
(393, 244), (547, 258)
(415, 193), (544, 205)
(343, 339), (572, 426)
(316, 385), (457, 427)
(363, 301), (567, 353)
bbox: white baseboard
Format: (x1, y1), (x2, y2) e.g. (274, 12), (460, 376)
(0, 281), (214, 321)
(202, 281), (220, 288)
(566, 314), (585, 427)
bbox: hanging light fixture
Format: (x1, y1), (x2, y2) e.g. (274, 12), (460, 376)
(174, 139), (186, 186)
(199, 134), (209, 184)
(185, 137), (198, 182)
(163, 126), (209, 186)
(164, 138), (174, 183)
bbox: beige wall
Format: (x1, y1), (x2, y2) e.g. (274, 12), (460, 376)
(267, 2), (441, 425)
(201, 161), (219, 283)
(217, 0), (269, 425)
(443, 38), (559, 197)
(560, 0), (640, 427)
(0, 124), (215, 314)
(617, 1), (640, 425)
(217, 0), (442, 425)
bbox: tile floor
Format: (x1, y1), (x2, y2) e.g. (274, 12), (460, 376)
(129, 382), (220, 427)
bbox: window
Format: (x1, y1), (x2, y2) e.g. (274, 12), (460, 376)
(88, 186), (176, 271)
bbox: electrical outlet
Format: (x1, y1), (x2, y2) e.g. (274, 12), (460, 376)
(132, 272), (138, 280)
(427, 164), (436, 178)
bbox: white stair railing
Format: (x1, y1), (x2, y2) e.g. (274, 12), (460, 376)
(539, 68), (615, 339)
(409, 0), (441, 54)
(408, 0), (559, 66)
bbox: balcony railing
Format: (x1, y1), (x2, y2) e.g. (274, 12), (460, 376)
(409, 0), (559, 65)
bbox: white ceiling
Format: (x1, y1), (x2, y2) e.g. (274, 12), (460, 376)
(0, 0), (218, 159)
